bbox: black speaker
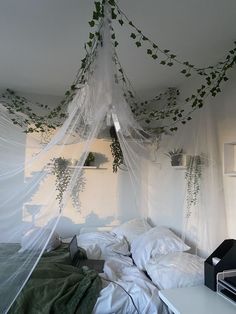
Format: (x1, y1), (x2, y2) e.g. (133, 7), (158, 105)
(204, 239), (236, 291)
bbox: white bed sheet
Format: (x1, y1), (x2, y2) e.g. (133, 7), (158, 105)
(76, 231), (171, 314)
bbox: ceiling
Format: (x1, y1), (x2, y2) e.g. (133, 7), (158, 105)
(0, 0), (235, 98)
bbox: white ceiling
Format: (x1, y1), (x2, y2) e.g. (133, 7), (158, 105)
(0, 0), (235, 97)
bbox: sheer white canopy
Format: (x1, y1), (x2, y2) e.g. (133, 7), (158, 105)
(0, 6), (227, 313)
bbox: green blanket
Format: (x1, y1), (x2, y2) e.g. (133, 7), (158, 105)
(7, 244), (102, 314)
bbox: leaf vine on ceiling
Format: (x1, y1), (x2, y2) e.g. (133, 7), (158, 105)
(0, 0), (235, 172)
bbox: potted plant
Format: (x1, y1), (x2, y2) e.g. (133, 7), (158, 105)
(165, 148), (184, 166)
(84, 152), (95, 166)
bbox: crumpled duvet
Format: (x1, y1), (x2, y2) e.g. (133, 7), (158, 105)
(77, 231), (170, 314)
(76, 231), (130, 260)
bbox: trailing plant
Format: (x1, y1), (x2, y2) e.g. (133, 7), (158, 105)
(51, 157), (86, 211)
(109, 126), (124, 172)
(185, 155), (203, 216)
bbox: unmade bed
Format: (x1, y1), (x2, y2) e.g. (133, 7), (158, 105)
(4, 219), (204, 314)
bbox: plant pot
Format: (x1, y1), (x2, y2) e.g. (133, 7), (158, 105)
(171, 154), (183, 166)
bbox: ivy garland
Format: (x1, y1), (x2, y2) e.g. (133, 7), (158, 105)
(103, 0), (236, 131)
(0, 0), (236, 171)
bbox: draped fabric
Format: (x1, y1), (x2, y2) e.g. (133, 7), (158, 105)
(0, 11), (227, 314)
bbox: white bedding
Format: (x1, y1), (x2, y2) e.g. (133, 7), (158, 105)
(76, 231), (171, 314)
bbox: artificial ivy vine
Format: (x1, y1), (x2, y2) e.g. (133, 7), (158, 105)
(103, 0), (236, 132)
(1, 0), (236, 171)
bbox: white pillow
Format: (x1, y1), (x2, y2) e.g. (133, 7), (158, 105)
(76, 231), (130, 260)
(112, 218), (152, 244)
(20, 227), (61, 253)
(146, 252), (204, 289)
(131, 226), (190, 270)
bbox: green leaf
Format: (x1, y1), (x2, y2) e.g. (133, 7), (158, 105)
(95, 1), (101, 11)
(164, 49), (170, 53)
(181, 69), (187, 74)
(89, 20), (95, 27)
(114, 41), (119, 47)
(111, 33), (116, 40)
(118, 19), (124, 26)
(153, 44), (158, 49)
(87, 41), (93, 48)
(93, 11), (99, 20)
(129, 21), (134, 26)
(136, 41), (141, 47)
(108, 0), (115, 6)
(152, 54), (158, 59)
(142, 36), (148, 41)
(89, 32), (94, 39)
(167, 62), (173, 66)
(111, 8), (117, 19)
(130, 33), (136, 39)
(147, 49), (152, 55)
(160, 60), (166, 65)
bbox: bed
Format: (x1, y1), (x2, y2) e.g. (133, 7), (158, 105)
(5, 218), (204, 314)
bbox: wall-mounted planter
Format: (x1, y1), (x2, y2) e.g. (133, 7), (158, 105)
(171, 154), (189, 169)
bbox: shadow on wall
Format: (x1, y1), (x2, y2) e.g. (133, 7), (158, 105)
(48, 211), (116, 238)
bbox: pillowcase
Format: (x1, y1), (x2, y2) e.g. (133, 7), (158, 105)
(20, 227), (61, 253)
(112, 218), (152, 244)
(131, 226), (190, 270)
(76, 231), (130, 260)
(146, 252), (204, 289)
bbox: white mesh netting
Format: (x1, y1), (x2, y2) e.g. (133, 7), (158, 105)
(0, 8), (228, 313)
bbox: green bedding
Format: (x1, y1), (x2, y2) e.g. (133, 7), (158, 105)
(6, 244), (102, 314)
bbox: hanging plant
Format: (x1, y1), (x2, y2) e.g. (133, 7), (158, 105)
(185, 155), (203, 216)
(50, 157), (86, 211)
(109, 126), (124, 172)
